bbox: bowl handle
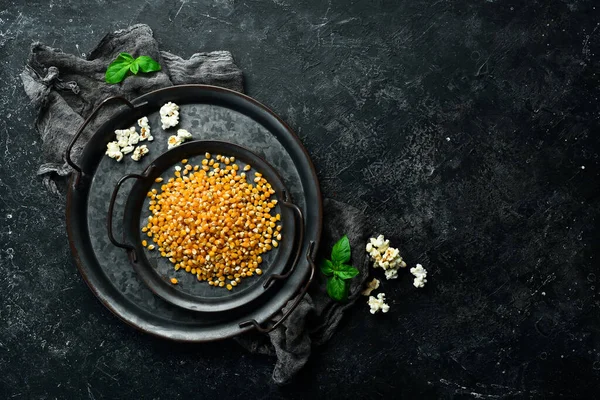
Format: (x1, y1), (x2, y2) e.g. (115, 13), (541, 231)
(107, 165), (155, 263)
(238, 241), (316, 334)
(65, 96), (145, 189)
(262, 191), (305, 289)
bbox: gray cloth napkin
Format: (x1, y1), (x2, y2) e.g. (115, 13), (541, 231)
(235, 199), (370, 384)
(21, 24), (243, 195)
(20, 24), (369, 385)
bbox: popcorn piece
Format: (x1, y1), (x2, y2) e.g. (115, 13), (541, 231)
(176, 128), (192, 140)
(379, 247), (400, 269)
(128, 131), (141, 146)
(139, 126), (152, 141)
(167, 135), (183, 149)
(138, 117), (153, 141)
(137, 116), (149, 128)
(366, 234), (406, 280)
(361, 278), (380, 296)
(106, 141), (123, 162)
(410, 264), (427, 288)
(160, 102), (180, 129)
(121, 145), (135, 155)
(115, 128), (132, 148)
(384, 268), (398, 280)
(131, 145), (149, 161)
(368, 293), (390, 314)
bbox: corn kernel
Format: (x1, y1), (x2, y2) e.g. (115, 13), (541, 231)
(170, 278), (178, 284)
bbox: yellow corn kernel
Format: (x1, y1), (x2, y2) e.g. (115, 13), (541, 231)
(170, 278), (178, 284)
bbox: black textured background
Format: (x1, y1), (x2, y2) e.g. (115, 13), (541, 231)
(1, 0), (600, 398)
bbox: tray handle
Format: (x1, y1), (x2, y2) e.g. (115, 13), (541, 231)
(239, 241), (316, 334)
(65, 96), (139, 188)
(262, 191), (305, 289)
(107, 165), (155, 263)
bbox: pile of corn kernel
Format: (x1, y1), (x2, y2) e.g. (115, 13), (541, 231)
(142, 153), (282, 290)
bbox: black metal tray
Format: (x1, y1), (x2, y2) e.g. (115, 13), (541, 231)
(65, 85), (322, 341)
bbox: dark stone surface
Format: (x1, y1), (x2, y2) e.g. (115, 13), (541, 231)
(1, 0), (599, 398)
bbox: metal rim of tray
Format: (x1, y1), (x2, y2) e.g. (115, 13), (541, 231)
(65, 85), (322, 341)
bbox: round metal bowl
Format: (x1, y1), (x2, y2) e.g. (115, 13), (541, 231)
(107, 140), (304, 313)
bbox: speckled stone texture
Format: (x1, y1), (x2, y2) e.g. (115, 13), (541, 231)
(1, 0), (599, 398)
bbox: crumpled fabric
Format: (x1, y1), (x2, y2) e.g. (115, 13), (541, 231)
(20, 24), (369, 385)
(20, 23), (243, 195)
(235, 198), (370, 384)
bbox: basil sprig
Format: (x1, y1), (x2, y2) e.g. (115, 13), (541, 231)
(321, 235), (359, 301)
(105, 52), (161, 84)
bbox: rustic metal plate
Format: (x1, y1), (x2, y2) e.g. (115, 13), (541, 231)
(66, 85), (322, 341)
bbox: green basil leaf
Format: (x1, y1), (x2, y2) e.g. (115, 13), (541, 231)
(334, 265), (359, 280)
(135, 55), (161, 73)
(105, 53), (135, 84)
(331, 235), (351, 264)
(326, 276), (348, 301)
(129, 60), (140, 74)
(320, 259), (334, 276)
(119, 52), (135, 62)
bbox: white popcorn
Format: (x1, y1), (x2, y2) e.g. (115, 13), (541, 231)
(137, 116), (149, 128)
(137, 117), (153, 142)
(167, 135), (183, 149)
(384, 268), (398, 280)
(371, 235), (388, 249)
(115, 128), (132, 148)
(176, 128), (192, 140)
(121, 145), (135, 155)
(131, 145), (149, 161)
(361, 278), (380, 296)
(410, 264), (427, 288)
(139, 126), (152, 141)
(365, 234), (406, 280)
(105, 141), (123, 162)
(160, 102), (180, 129)
(127, 131), (141, 146)
(368, 293), (390, 314)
